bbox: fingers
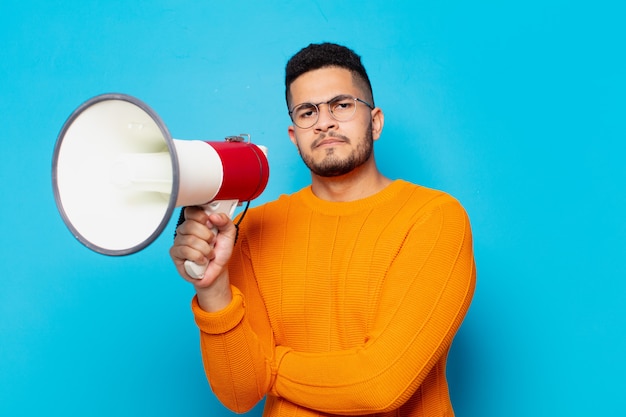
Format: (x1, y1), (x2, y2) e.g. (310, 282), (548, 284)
(171, 208), (214, 272)
(170, 207), (237, 283)
(181, 207), (236, 240)
(170, 236), (211, 282)
(182, 206), (210, 224)
(172, 231), (212, 264)
(206, 212), (238, 241)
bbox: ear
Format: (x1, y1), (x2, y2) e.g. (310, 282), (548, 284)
(371, 107), (384, 141)
(288, 124), (298, 146)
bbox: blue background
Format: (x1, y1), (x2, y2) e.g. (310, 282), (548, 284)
(1, 1), (624, 416)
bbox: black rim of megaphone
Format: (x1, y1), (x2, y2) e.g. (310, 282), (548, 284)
(51, 93), (180, 256)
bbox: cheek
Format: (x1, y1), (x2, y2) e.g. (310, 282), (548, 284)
(288, 132), (305, 155)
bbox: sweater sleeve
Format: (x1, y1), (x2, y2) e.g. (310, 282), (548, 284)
(192, 239), (277, 413)
(271, 199), (476, 415)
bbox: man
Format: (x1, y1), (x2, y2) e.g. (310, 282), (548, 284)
(170, 43), (476, 417)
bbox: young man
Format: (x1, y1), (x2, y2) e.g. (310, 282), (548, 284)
(170, 43), (476, 417)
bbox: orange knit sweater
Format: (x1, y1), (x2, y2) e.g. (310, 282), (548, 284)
(192, 180), (476, 417)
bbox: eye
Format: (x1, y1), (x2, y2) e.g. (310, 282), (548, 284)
(331, 98), (355, 114)
(295, 104), (318, 119)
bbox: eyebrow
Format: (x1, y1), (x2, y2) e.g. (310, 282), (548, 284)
(291, 94), (355, 111)
(313, 94), (354, 106)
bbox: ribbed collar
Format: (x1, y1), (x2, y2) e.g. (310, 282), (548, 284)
(294, 179), (412, 216)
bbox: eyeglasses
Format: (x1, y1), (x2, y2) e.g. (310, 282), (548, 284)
(288, 95), (374, 129)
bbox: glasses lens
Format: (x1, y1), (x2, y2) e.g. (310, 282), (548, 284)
(329, 97), (357, 121)
(293, 103), (318, 128)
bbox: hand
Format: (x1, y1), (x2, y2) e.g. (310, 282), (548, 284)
(170, 206), (238, 311)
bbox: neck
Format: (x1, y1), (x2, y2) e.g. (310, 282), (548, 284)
(310, 160), (392, 202)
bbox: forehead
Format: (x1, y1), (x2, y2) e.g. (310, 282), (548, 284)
(289, 67), (361, 104)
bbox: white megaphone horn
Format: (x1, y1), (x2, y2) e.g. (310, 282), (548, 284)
(52, 93), (269, 279)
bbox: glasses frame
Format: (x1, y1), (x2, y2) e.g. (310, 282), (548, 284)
(288, 95), (374, 129)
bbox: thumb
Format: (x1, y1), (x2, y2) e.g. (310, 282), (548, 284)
(207, 213), (238, 239)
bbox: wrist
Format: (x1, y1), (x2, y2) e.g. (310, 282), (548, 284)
(195, 274), (233, 312)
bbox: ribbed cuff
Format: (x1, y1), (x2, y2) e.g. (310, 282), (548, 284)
(269, 345), (292, 397)
(191, 286), (245, 334)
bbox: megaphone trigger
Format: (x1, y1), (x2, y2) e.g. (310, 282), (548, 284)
(183, 199), (239, 279)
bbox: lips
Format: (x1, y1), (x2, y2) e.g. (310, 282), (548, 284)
(312, 132), (350, 149)
(317, 138), (344, 147)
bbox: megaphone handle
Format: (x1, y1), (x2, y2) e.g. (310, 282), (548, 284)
(184, 199), (239, 279)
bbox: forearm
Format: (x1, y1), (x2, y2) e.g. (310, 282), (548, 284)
(272, 287), (473, 415)
(193, 285), (277, 413)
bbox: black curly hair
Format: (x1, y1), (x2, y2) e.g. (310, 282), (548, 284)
(285, 43), (374, 108)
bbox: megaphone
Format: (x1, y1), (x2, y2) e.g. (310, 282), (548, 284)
(52, 93), (269, 278)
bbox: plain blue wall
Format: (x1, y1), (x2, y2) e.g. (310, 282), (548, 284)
(1, 1), (624, 416)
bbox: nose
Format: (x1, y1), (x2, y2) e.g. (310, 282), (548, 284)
(313, 103), (338, 131)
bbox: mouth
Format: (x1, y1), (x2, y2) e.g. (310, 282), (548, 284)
(312, 133), (350, 149)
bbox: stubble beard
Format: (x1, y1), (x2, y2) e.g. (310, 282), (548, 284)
(298, 124), (374, 178)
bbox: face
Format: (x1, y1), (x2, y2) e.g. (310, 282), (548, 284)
(287, 67), (383, 177)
